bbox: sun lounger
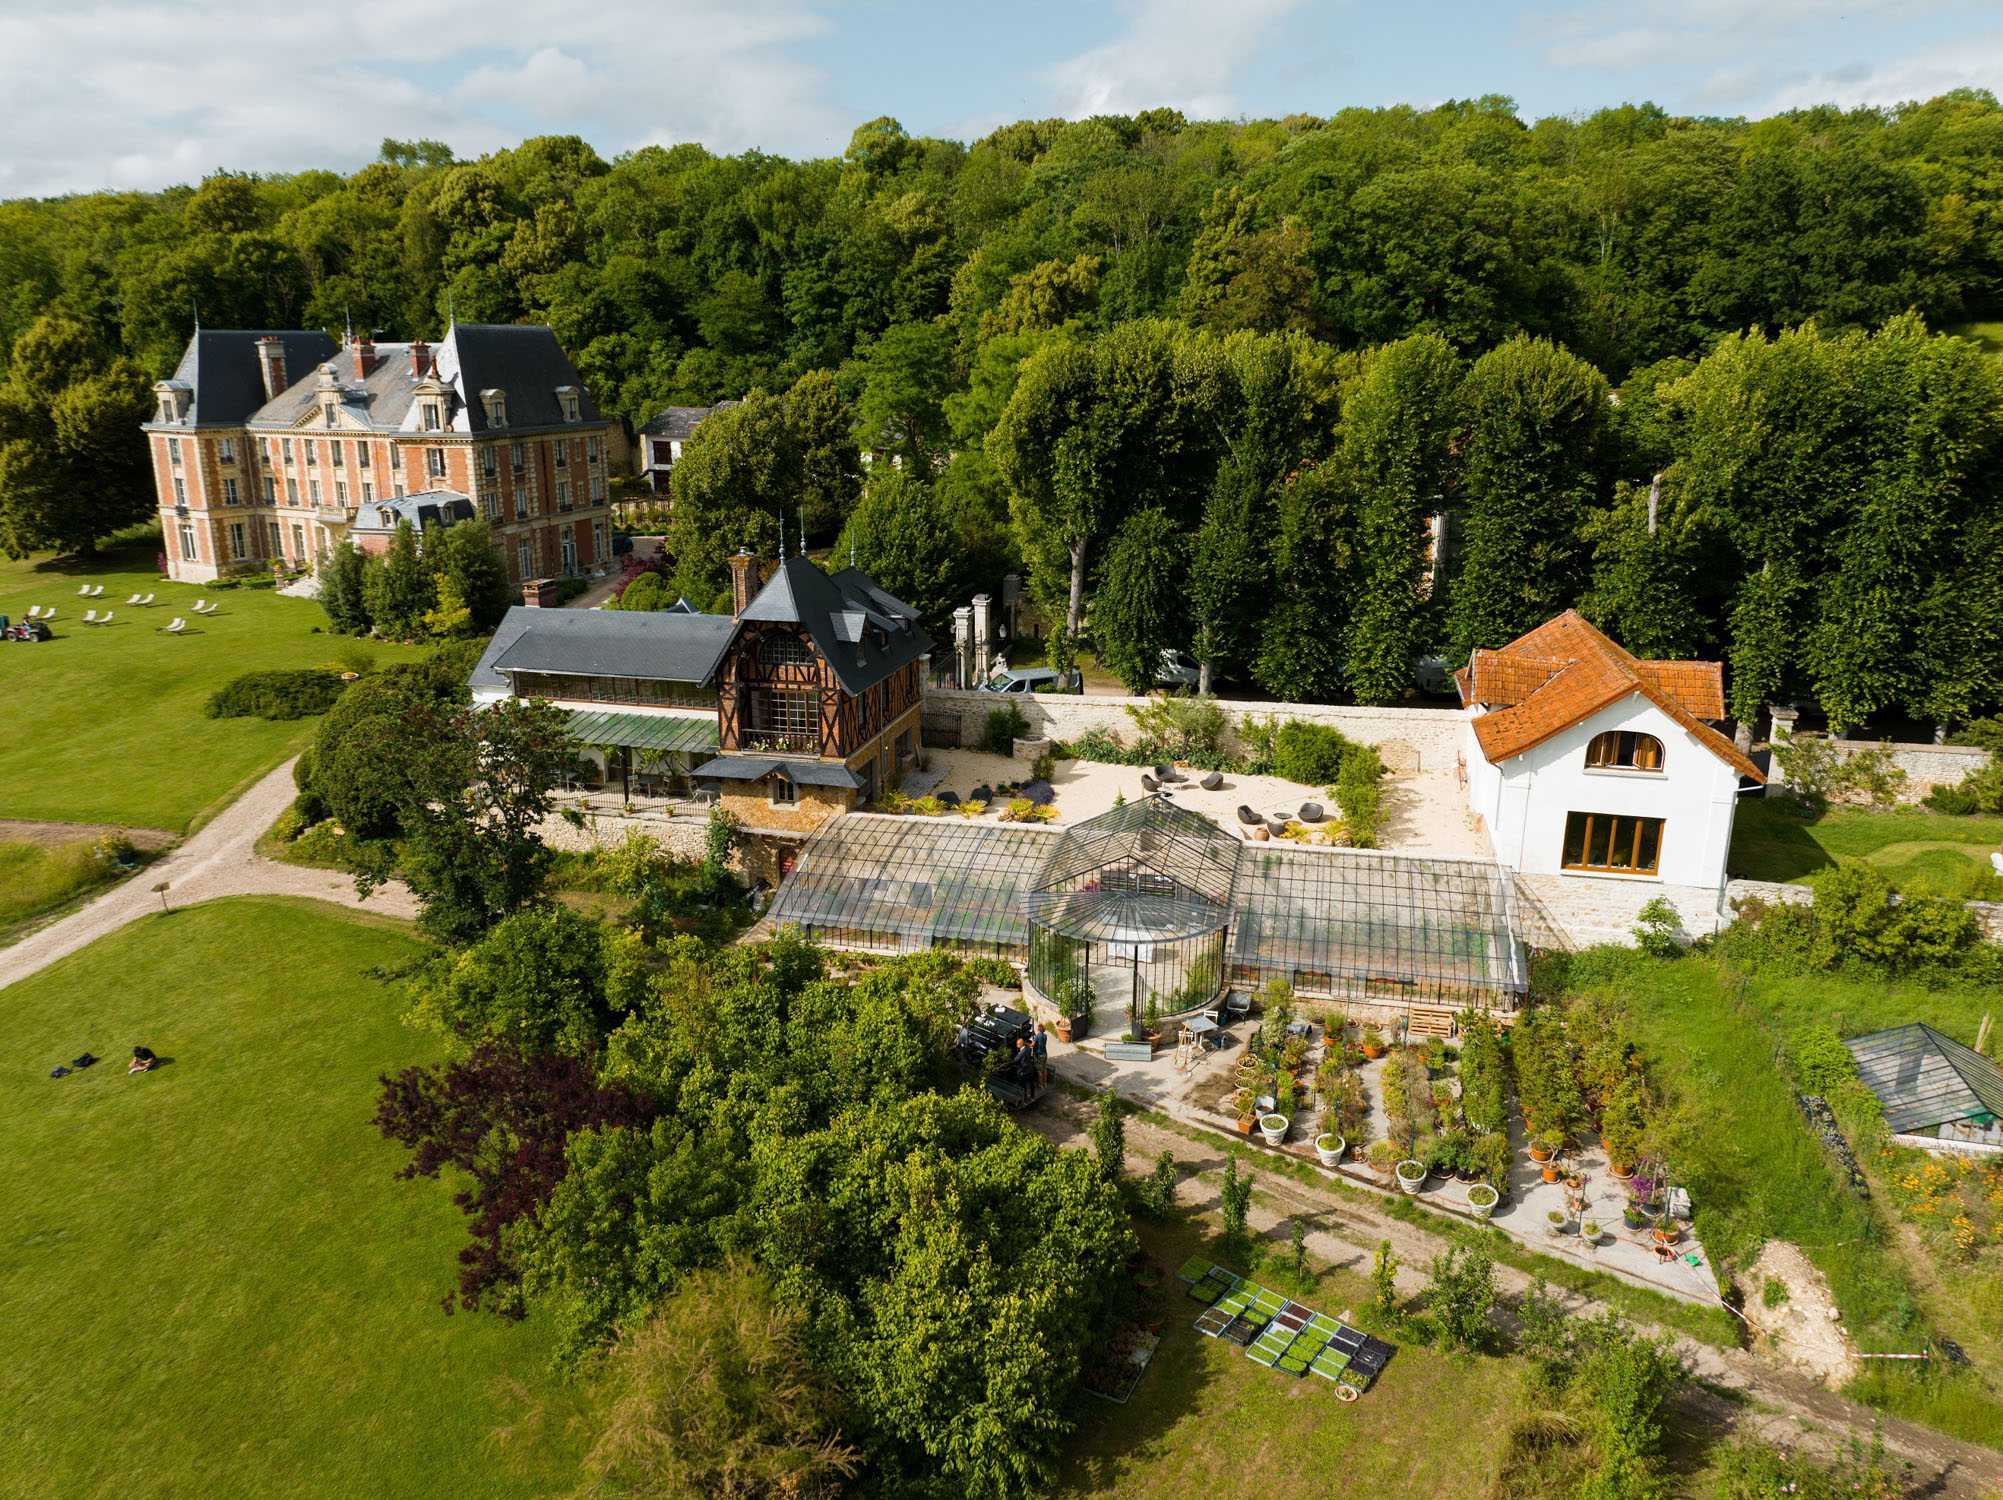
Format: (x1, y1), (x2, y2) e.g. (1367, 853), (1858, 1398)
(161, 617), (186, 634)
(38, 606), (53, 621)
(96, 611), (113, 626)
(78, 584), (91, 595)
(24, 605), (39, 619)
(139, 593), (154, 606)
(82, 609), (98, 624)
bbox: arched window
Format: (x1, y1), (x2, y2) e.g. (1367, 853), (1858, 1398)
(1586, 730), (1663, 772)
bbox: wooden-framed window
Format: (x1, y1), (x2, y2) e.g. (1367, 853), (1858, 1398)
(769, 773), (797, 807)
(757, 634), (815, 668)
(1562, 811), (1663, 875)
(1585, 730), (1664, 772)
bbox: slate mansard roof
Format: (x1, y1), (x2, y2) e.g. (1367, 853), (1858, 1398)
(472, 606), (737, 694)
(246, 323), (603, 435)
(346, 490), (477, 536)
(150, 329), (339, 427)
(1454, 610), (1762, 782)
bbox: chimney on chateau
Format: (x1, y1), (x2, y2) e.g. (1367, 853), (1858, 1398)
(255, 336), (288, 402)
(409, 340), (431, 378)
(728, 548), (767, 616)
(353, 331), (376, 380)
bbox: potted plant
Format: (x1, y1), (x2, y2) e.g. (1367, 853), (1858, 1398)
(1539, 1156), (1561, 1186)
(1653, 1221), (1682, 1248)
(1474, 1132), (1513, 1201)
(1466, 1182), (1500, 1220)
(1395, 1157), (1427, 1194)
(1315, 1132), (1346, 1168)
(1527, 1133), (1557, 1165)
(1232, 1087), (1255, 1136)
(1623, 1202), (1648, 1231)
(1260, 1112), (1289, 1147)
(1546, 1209), (1571, 1237)
(1601, 1077), (1647, 1179)
(1582, 1218), (1602, 1248)
(1360, 1028), (1386, 1060)
(1366, 1139), (1396, 1181)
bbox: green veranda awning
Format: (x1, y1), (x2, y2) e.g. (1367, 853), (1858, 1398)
(564, 709), (719, 754)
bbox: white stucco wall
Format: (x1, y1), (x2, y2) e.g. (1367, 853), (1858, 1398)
(1472, 694), (1748, 892)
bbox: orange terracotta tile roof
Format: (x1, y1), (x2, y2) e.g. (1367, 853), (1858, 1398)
(1456, 610), (1762, 781)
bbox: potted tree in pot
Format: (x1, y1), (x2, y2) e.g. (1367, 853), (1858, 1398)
(1535, 1132), (1564, 1184)
(1473, 1132), (1512, 1204)
(1601, 1076), (1647, 1180)
(1466, 1182), (1500, 1219)
(1359, 1027), (1386, 1060)
(1366, 1139), (1397, 1183)
(1395, 1156), (1427, 1194)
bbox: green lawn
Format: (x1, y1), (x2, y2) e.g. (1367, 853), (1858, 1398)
(0, 836), (145, 942)
(1948, 319), (2003, 359)
(1729, 798), (2003, 900)
(1058, 1217), (1528, 1498)
(1564, 947), (2003, 1446)
(0, 898), (576, 1498)
(0, 534), (420, 833)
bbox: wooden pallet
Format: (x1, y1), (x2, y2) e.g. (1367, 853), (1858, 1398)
(1404, 1007), (1458, 1040)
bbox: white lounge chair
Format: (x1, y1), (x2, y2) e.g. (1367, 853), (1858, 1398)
(38, 606), (53, 621)
(89, 584), (104, 597)
(125, 593), (142, 605)
(77, 584), (90, 596)
(139, 592), (155, 606)
(82, 609), (98, 624)
(24, 605), (40, 619)
(161, 617), (186, 635)
(96, 611), (113, 626)
(192, 600), (213, 614)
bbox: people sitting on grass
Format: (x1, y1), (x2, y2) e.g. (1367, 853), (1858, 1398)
(128, 1046), (156, 1075)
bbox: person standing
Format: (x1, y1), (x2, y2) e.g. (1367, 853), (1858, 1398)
(1032, 1022), (1049, 1084)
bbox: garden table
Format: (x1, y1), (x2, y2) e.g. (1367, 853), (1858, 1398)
(1186, 1016), (1220, 1050)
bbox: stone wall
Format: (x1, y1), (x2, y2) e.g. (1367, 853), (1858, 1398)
(1770, 733), (1989, 803)
(921, 689), (1463, 773)
(1513, 874), (1729, 950)
(538, 805), (712, 860)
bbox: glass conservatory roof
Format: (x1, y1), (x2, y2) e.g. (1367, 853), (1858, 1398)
(1026, 795), (1240, 943)
(1846, 1023), (2003, 1135)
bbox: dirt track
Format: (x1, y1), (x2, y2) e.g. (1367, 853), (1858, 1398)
(1027, 1088), (2003, 1498)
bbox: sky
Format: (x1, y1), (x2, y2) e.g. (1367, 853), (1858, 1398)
(2, 0), (2000, 199)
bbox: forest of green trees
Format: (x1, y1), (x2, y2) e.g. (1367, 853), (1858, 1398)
(3, 93), (2003, 725)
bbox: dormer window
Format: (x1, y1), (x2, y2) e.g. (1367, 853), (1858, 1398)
(556, 385), (580, 423)
(769, 772), (797, 807)
(157, 398), (174, 423)
(422, 401), (442, 432)
(1585, 730), (1664, 773)
(323, 401), (338, 426)
(481, 389), (507, 428)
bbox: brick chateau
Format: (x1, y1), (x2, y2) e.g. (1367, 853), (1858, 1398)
(142, 323), (621, 584)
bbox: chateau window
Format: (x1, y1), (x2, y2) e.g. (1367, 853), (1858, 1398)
(286, 478), (298, 505)
(361, 481), (373, 504)
(178, 525), (196, 561)
(514, 490), (528, 519)
(511, 442), (525, 471)
(480, 447), (497, 475)
(172, 476), (186, 504)
(517, 540), (533, 579)
(331, 444), (344, 469)
(267, 520), (282, 555)
(218, 438), (235, 463)
(335, 481), (347, 505)
(308, 479), (321, 504)
(263, 477), (276, 504)
(757, 634), (816, 668)
(484, 493), (499, 521)
(1585, 730), (1663, 772)
(590, 475), (606, 503)
(282, 439), (294, 466)
(769, 773), (797, 808)
(322, 401), (337, 426)
(157, 399), (173, 423)
(291, 523), (305, 558)
(557, 389), (580, 422)
(554, 440), (567, 469)
(586, 436), (600, 465)
(422, 402), (441, 431)
(750, 688), (816, 741)
(168, 437), (181, 466)
(229, 522), (246, 560)
(223, 478), (238, 505)
(556, 480), (571, 510)
(1561, 812), (1663, 876)
(427, 448), (446, 479)
(306, 443), (318, 467)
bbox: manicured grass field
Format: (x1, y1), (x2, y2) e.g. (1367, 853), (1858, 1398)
(1058, 1218), (1528, 1497)
(0, 836), (139, 942)
(0, 898), (575, 1498)
(1729, 798), (2003, 900)
(1949, 319), (2003, 359)
(0, 535), (420, 833)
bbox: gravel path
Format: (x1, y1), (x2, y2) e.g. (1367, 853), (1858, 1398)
(0, 758), (417, 991)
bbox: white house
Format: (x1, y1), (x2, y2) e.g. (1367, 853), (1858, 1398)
(1456, 611), (1763, 937)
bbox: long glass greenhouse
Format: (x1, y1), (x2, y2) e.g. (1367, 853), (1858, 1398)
(765, 797), (1530, 1022)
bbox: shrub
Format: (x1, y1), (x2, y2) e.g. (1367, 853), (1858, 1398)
(1808, 863), (1979, 972)
(1950, 716), (2003, 755)
(1771, 733), (1909, 812)
(1925, 755), (2003, 815)
(1272, 720), (1351, 785)
(1219, 1155), (1253, 1248)
(1089, 1093), (1125, 1183)
(1426, 1242), (1496, 1354)
(1632, 896), (1684, 957)
(1334, 744), (1385, 847)
(205, 668), (350, 721)
(1124, 694), (1228, 760)
(1135, 1150), (1178, 1220)
(1787, 1023), (1860, 1095)
(961, 957), (1018, 989)
(982, 703), (1029, 755)
(1237, 714), (1281, 774)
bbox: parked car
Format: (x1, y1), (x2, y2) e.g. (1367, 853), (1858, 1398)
(979, 667), (1068, 694)
(1156, 649), (1201, 690)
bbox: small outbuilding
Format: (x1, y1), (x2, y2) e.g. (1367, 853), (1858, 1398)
(1845, 1023), (2003, 1153)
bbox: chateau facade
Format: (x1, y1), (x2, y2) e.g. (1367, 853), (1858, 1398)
(143, 323), (620, 584)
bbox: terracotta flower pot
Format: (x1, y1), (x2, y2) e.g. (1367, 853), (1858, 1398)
(1361, 1045), (1383, 1060)
(1540, 1164), (1560, 1184)
(1528, 1143), (1553, 1164)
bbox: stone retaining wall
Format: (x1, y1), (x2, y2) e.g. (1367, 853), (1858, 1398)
(1776, 737), (1989, 803)
(921, 688), (1463, 773)
(1514, 874), (1729, 949)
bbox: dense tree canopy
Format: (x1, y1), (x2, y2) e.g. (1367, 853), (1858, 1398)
(6, 93), (2003, 722)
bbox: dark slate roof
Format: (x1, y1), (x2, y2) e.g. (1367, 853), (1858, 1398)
(446, 323), (602, 433)
(470, 607), (539, 697)
(485, 604), (736, 685)
(734, 555), (932, 695)
(638, 405), (715, 440)
(158, 329), (338, 427)
(249, 322), (602, 435)
(1846, 1023), (2003, 1135)
(347, 489), (475, 534)
(692, 754), (862, 789)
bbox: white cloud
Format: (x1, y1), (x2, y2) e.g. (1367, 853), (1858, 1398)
(0, 1), (848, 198)
(1041, 0), (1305, 120)
(1752, 30), (2003, 113)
